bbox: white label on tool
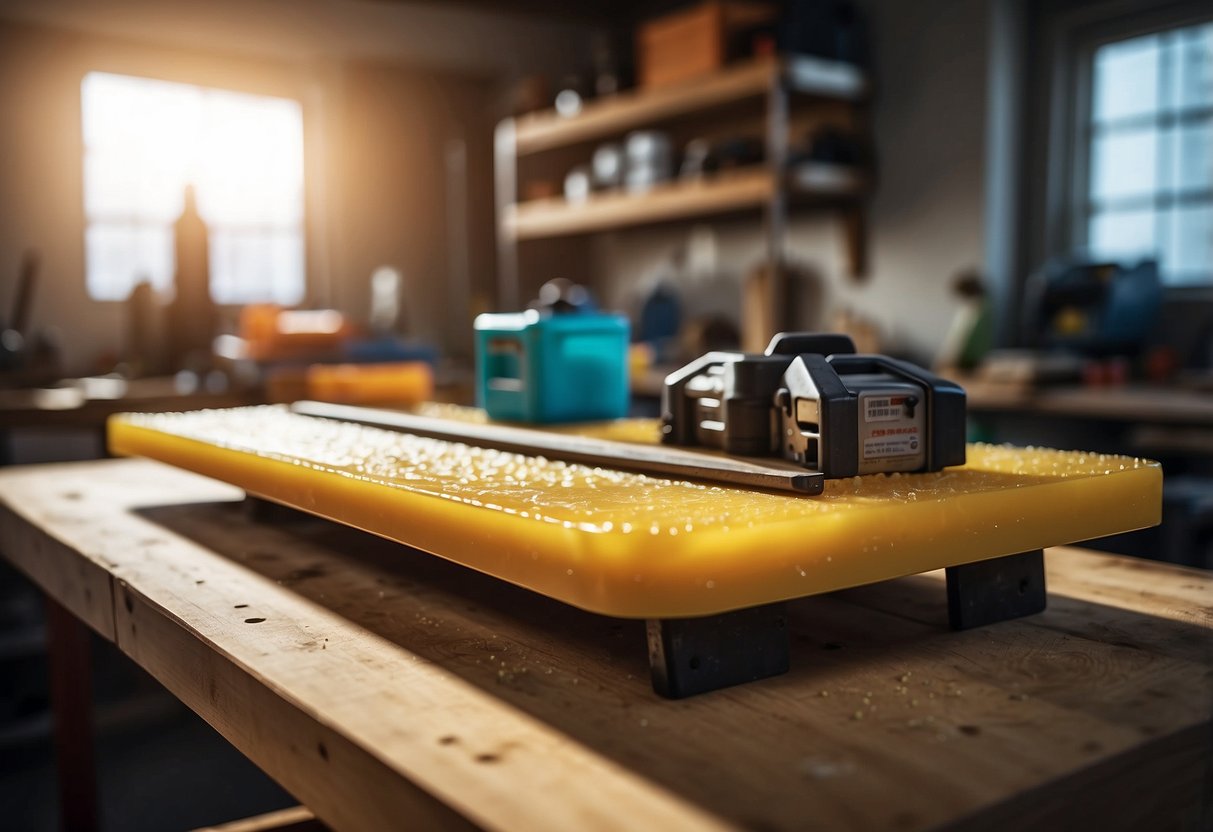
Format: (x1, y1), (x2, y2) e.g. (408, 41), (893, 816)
(863, 427), (920, 459)
(864, 396), (907, 422)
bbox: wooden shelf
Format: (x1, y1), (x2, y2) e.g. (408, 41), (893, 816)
(510, 55), (867, 156)
(504, 164), (865, 240)
(495, 52), (873, 332)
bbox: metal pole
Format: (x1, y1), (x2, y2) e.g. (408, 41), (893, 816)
(46, 595), (99, 832)
(494, 119), (519, 311)
(764, 65), (791, 340)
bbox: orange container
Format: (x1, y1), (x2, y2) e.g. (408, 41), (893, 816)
(239, 305), (351, 361)
(305, 361), (434, 406)
(637, 1), (776, 89)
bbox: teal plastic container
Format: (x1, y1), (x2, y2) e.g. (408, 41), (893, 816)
(474, 310), (630, 423)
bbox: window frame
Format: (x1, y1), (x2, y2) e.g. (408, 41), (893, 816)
(1041, 0), (1213, 296)
(77, 69), (315, 307)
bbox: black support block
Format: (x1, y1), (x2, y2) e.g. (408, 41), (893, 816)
(946, 549), (1047, 630)
(646, 602), (789, 699)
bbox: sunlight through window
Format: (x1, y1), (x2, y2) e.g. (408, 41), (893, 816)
(1086, 22), (1213, 286)
(81, 72), (306, 304)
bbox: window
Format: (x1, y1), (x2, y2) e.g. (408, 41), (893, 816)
(81, 72), (306, 304)
(1082, 21), (1213, 286)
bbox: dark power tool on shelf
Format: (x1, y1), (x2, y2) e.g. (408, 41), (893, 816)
(662, 333), (967, 478)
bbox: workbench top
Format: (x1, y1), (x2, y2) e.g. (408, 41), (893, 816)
(1, 458), (1209, 831)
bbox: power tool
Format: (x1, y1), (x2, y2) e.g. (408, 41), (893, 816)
(662, 332), (966, 478)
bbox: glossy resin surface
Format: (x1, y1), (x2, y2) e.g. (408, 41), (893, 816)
(109, 405), (1162, 618)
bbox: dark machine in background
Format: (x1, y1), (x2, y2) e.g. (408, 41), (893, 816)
(1022, 258), (1163, 357)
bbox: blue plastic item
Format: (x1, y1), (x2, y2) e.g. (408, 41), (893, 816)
(474, 309), (630, 423)
(343, 337), (439, 365)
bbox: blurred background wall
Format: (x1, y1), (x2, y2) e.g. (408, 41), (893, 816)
(0, 0), (597, 373)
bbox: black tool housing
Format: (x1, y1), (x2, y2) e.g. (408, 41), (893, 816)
(661, 332), (966, 478)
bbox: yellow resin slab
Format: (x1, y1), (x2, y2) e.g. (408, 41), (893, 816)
(108, 405), (1162, 618)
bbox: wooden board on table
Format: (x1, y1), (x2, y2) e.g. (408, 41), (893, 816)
(190, 807), (324, 832)
(108, 405), (1162, 618)
(0, 458), (1208, 832)
(0, 376), (258, 430)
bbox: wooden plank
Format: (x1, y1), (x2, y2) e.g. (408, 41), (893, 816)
(513, 60), (775, 155)
(0, 460), (728, 832)
(0, 376), (258, 430)
(0, 459), (1208, 832)
(505, 168), (775, 239)
(1033, 386), (1213, 425)
(190, 806), (325, 832)
(952, 727), (1211, 832)
(830, 548), (1213, 665)
(0, 492), (117, 640)
(289, 400), (825, 494)
(963, 381), (1213, 428)
(512, 56), (867, 155)
(97, 522), (1213, 832)
(504, 166), (866, 240)
(46, 596), (99, 832)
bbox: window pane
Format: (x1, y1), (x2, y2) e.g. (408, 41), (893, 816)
(1173, 120), (1213, 194)
(197, 92), (305, 226)
(1163, 204), (1213, 283)
(82, 72), (203, 154)
(84, 148), (188, 222)
(85, 223), (173, 301)
(209, 228), (306, 305)
(1090, 128), (1157, 203)
(1176, 23), (1213, 111)
(81, 72), (305, 303)
(1093, 34), (1159, 123)
(1084, 22), (1213, 288)
(1089, 208), (1158, 261)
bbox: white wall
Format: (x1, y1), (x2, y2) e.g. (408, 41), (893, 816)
(593, 0), (992, 363)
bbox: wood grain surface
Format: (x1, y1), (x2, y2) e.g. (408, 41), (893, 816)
(1, 458), (1209, 832)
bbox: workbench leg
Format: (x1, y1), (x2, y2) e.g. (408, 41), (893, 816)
(946, 549), (1046, 630)
(646, 603), (789, 699)
(45, 595), (100, 832)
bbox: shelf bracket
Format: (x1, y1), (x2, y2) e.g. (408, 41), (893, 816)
(494, 119), (520, 311)
(763, 70), (791, 341)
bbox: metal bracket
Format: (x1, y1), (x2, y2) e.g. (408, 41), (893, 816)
(646, 602), (789, 699)
(945, 549), (1047, 630)
(292, 401), (824, 495)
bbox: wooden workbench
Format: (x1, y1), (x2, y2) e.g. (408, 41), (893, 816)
(0, 376), (260, 430)
(1, 458), (1210, 831)
(961, 379), (1213, 427)
(0, 376), (261, 466)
